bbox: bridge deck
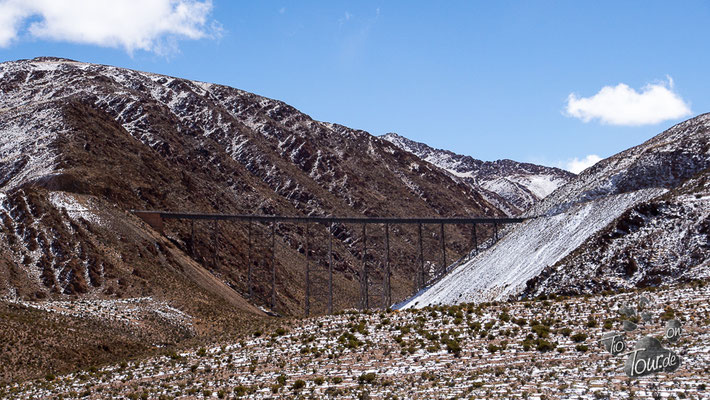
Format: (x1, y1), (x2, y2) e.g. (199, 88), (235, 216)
(131, 210), (526, 224)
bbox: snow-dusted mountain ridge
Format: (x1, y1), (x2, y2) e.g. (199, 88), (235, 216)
(401, 113), (710, 307)
(0, 57), (505, 316)
(381, 132), (575, 215)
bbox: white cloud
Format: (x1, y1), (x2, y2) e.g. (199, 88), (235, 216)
(565, 77), (691, 126)
(565, 154), (602, 174)
(338, 11), (353, 26)
(0, 0), (219, 55)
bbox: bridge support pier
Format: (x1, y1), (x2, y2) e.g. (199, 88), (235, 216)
(440, 223), (446, 275)
(417, 222), (424, 292)
(190, 220), (195, 258)
(247, 221), (252, 299)
(271, 220), (276, 310)
(305, 223), (310, 317)
(472, 223), (478, 255)
(136, 211), (164, 233)
(360, 224), (368, 310)
(212, 221), (219, 270)
(328, 221), (333, 314)
(383, 223), (391, 308)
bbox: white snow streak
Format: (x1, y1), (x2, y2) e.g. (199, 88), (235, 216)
(401, 188), (665, 308)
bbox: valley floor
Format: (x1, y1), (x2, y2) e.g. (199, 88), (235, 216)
(2, 283), (710, 399)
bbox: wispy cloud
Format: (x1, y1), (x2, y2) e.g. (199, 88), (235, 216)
(338, 11), (353, 27)
(337, 8), (380, 67)
(565, 77), (691, 126)
(0, 0), (220, 55)
(565, 154), (602, 174)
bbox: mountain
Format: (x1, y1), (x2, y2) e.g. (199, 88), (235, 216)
(0, 56), (505, 305)
(402, 113), (710, 307)
(0, 57), (509, 381)
(381, 132), (575, 215)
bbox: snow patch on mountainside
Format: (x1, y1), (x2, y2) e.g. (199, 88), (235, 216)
(400, 188), (665, 308)
(0, 106), (66, 191)
(48, 191), (105, 227)
(517, 175), (566, 199)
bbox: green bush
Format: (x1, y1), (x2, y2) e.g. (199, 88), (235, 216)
(445, 338), (462, 356)
(571, 332), (588, 343)
(499, 312), (511, 323)
(338, 332), (363, 349)
(531, 324), (550, 338)
(660, 307), (676, 321)
(359, 372), (377, 384)
(536, 339), (555, 352)
(235, 385), (248, 397)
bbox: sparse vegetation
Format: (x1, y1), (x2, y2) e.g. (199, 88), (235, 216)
(3, 284), (707, 399)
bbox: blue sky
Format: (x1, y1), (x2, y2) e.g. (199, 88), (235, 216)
(1, 1), (709, 172)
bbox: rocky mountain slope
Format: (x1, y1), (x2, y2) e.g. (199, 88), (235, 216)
(0, 56), (505, 308)
(402, 114), (710, 307)
(524, 166), (710, 297)
(0, 56), (509, 379)
(381, 132), (574, 215)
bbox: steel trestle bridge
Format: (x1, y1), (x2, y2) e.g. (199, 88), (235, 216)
(132, 210), (527, 316)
